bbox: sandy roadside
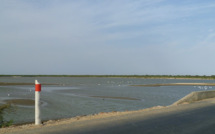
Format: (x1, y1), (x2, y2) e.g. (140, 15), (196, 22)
(0, 105), (164, 133)
(1, 97), (215, 134)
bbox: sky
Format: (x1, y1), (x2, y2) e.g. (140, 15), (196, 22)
(1, 0), (215, 75)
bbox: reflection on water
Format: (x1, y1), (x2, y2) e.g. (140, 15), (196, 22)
(0, 77), (214, 124)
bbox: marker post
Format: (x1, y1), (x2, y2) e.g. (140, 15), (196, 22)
(35, 80), (42, 125)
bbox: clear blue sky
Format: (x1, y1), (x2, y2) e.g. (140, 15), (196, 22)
(1, 0), (215, 75)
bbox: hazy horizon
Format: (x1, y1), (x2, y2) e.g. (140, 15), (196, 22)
(1, 0), (215, 75)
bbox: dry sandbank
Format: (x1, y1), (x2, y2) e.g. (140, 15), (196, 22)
(131, 83), (215, 87)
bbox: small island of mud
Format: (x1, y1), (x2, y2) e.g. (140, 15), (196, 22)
(4, 99), (38, 106)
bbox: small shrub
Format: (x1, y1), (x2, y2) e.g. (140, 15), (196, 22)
(0, 104), (13, 128)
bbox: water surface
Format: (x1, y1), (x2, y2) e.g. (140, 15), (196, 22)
(0, 77), (214, 124)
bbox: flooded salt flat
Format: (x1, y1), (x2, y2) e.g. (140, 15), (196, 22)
(0, 77), (215, 124)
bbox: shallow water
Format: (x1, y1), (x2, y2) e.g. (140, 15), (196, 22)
(0, 77), (214, 124)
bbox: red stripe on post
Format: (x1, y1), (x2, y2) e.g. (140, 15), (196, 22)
(35, 84), (41, 92)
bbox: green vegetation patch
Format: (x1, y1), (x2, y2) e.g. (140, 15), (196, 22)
(0, 104), (13, 128)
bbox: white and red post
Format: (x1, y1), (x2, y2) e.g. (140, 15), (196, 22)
(35, 80), (42, 125)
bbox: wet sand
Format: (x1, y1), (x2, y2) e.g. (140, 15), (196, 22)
(131, 83), (215, 87)
(2, 99), (45, 106)
(91, 96), (140, 100)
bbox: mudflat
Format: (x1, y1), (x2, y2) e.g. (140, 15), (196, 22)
(90, 96), (140, 100)
(3, 99), (35, 106)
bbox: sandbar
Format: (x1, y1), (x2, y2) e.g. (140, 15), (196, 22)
(131, 83), (215, 87)
(91, 96), (140, 100)
(3, 99), (35, 106)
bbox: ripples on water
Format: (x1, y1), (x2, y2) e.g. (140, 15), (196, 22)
(0, 77), (214, 124)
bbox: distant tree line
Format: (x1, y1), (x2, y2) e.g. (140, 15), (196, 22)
(0, 75), (215, 79)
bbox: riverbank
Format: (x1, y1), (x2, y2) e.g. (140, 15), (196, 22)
(1, 97), (215, 134)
